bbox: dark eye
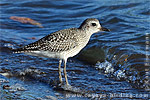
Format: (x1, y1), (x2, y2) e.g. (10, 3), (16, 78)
(91, 23), (97, 26)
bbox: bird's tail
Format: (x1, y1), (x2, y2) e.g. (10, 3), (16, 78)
(12, 48), (31, 53)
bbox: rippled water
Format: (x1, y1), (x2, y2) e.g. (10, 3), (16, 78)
(0, 0), (150, 99)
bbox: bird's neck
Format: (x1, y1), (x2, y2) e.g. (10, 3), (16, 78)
(78, 29), (93, 41)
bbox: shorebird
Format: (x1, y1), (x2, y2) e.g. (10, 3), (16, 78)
(13, 18), (110, 85)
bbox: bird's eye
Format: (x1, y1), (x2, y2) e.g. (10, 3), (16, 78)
(91, 23), (97, 26)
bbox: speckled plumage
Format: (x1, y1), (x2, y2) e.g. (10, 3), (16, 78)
(13, 18), (109, 85)
(14, 28), (82, 53)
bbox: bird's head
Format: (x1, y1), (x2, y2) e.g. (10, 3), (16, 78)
(79, 18), (110, 34)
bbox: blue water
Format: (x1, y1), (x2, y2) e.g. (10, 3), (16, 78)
(0, 0), (150, 99)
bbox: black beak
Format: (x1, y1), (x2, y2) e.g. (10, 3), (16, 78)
(99, 27), (110, 32)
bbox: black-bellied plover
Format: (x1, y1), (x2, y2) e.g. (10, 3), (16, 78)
(13, 18), (110, 85)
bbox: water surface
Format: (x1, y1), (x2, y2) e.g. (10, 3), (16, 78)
(0, 0), (150, 99)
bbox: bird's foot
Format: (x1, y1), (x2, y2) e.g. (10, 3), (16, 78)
(60, 83), (72, 90)
(58, 82), (63, 87)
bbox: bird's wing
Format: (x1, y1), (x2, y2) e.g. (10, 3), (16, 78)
(13, 28), (79, 53)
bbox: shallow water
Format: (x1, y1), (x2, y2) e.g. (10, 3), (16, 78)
(0, 0), (150, 99)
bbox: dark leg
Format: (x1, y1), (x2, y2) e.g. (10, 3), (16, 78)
(58, 60), (62, 84)
(64, 59), (69, 85)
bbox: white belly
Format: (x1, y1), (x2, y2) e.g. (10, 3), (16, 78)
(25, 51), (66, 60)
(25, 45), (84, 60)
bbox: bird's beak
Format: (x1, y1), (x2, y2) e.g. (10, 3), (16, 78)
(99, 27), (110, 32)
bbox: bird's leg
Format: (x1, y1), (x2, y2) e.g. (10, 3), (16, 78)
(58, 60), (62, 84)
(64, 59), (69, 85)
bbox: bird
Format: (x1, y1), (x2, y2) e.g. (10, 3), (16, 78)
(13, 18), (110, 85)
